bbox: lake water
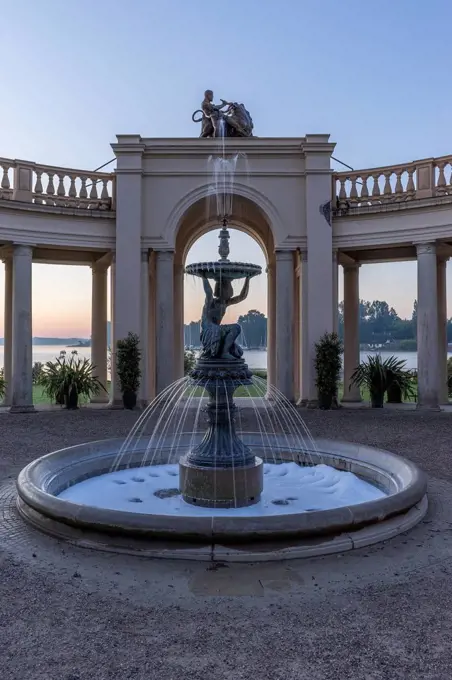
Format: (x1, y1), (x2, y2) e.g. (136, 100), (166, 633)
(0, 346), (448, 372)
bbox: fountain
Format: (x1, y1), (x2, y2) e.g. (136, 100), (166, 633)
(15, 96), (428, 561)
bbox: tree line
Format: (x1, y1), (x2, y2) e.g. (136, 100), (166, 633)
(184, 300), (452, 351)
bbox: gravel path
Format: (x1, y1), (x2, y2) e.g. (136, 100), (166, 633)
(1, 408), (452, 680)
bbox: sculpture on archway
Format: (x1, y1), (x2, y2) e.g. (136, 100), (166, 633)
(192, 90), (254, 138)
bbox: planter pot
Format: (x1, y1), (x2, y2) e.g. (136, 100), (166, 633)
(65, 387), (79, 410)
(370, 391), (384, 408)
(122, 390), (137, 410)
(387, 382), (402, 404)
(318, 392), (333, 410)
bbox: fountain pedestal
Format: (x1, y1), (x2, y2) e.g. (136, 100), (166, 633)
(179, 358), (264, 508)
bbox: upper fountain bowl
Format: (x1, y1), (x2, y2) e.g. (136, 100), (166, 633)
(185, 260), (262, 281)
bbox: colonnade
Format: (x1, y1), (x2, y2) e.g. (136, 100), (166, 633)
(1, 241), (450, 411)
(1, 245), (109, 411)
(340, 243), (449, 409)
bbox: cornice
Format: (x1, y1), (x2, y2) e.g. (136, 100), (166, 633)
(0, 199), (115, 220)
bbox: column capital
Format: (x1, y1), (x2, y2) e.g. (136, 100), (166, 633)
(275, 249), (295, 261)
(343, 262), (360, 272)
(13, 243), (34, 257)
(416, 242), (436, 256)
(156, 249), (175, 261)
(437, 254), (449, 265)
(0, 245), (13, 263)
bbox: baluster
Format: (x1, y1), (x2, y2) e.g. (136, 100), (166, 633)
(68, 175), (77, 199)
(394, 170), (403, 197)
(1, 164), (10, 190)
(100, 178), (109, 200)
(34, 170), (43, 204)
(383, 172), (392, 199)
(372, 173), (381, 199)
(79, 176), (88, 200)
(338, 178), (347, 201)
(448, 163), (452, 193)
(55, 173), (65, 205)
(46, 173), (56, 205)
(349, 176), (358, 201)
(406, 167), (415, 196)
(89, 178), (99, 200)
(360, 175), (369, 200)
(436, 162), (446, 191)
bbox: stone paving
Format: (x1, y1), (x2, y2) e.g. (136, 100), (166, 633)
(1, 408), (452, 679)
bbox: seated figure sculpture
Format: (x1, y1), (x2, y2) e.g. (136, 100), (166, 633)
(200, 274), (250, 360)
(194, 90), (254, 138)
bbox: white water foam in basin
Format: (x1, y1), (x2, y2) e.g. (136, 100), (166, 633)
(58, 463), (386, 517)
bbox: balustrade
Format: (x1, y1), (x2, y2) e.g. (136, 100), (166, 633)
(333, 155), (452, 212)
(0, 157), (115, 210)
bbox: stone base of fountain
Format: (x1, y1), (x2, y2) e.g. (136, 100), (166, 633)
(179, 456), (263, 508)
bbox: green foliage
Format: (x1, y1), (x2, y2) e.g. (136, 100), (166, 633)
(447, 357), (452, 397)
(117, 332), (141, 394)
(40, 350), (106, 407)
(32, 361), (45, 385)
(315, 332), (343, 406)
(184, 349), (196, 375)
(0, 367), (5, 399)
(237, 309), (267, 348)
(350, 354), (415, 406)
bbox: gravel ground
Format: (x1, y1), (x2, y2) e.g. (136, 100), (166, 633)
(1, 407), (452, 680)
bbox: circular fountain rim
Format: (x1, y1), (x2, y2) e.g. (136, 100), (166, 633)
(16, 434), (427, 561)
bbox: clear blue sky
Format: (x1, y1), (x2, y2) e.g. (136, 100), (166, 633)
(1, 0), (451, 334)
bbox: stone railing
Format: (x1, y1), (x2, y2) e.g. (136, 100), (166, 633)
(0, 157), (115, 211)
(333, 154), (452, 213)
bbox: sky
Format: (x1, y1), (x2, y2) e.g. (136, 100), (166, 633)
(0, 0), (451, 335)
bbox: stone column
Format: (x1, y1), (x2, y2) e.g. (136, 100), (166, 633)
(10, 244), (35, 412)
(275, 250), (295, 401)
(155, 250), (174, 395)
(332, 250), (339, 334)
(90, 261), (108, 403)
(417, 243), (440, 409)
(298, 250), (310, 404)
(2, 254), (13, 406)
(266, 260), (276, 393)
(108, 257), (122, 407)
(437, 256), (449, 404)
(303, 135), (335, 403)
(173, 262), (185, 380)
(110, 135), (144, 404)
(342, 263), (362, 402)
(139, 250), (150, 406)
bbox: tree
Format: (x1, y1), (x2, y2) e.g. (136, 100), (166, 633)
(237, 310), (267, 348)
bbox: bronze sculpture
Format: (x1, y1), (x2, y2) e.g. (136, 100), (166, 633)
(199, 273), (250, 360)
(192, 90), (254, 138)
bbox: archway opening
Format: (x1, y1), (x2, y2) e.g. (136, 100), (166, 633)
(173, 193), (276, 388)
(184, 228), (268, 379)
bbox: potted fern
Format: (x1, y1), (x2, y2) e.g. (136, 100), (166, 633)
(350, 354), (414, 408)
(117, 332), (141, 409)
(314, 332), (343, 409)
(41, 350), (106, 409)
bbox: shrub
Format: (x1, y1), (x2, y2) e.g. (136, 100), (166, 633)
(314, 332), (343, 409)
(41, 350), (106, 409)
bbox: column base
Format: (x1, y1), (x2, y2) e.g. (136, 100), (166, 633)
(90, 396), (110, 404)
(108, 399), (124, 409)
(416, 403), (441, 412)
(9, 405), (36, 414)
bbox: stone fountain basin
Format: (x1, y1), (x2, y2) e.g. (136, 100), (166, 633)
(16, 433), (427, 554)
(185, 261), (261, 280)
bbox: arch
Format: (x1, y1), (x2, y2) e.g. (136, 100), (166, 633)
(171, 188), (277, 389)
(166, 180), (282, 255)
